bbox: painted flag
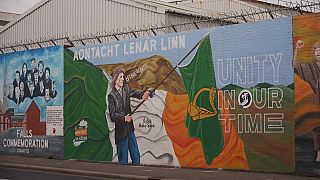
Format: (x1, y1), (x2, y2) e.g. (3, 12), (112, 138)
(178, 35), (224, 164)
(64, 49), (248, 169)
(64, 49), (113, 161)
(99, 55), (244, 167)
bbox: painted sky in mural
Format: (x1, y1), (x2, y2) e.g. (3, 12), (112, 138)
(211, 17), (293, 88)
(71, 18), (293, 88)
(1, 46), (64, 120)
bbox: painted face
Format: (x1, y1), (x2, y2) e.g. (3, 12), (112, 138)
(315, 47), (320, 60)
(22, 64), (27, 74)
(15, 72), (20, 81)
(20, 82), (24, 91)
(116, 73), (124, 88)
(40, 81), (44, 92)
(45, 70), (50, 80)
(44, 89), (50, 100)
(15, 87), (20, 99)
(39, 63), (44, 73)
(27, 73), (31, 81)
(31, 60), (36, 69)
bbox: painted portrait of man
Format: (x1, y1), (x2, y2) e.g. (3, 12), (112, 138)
(107, 67), (151, 165)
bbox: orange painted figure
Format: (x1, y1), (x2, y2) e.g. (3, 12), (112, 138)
(293, 40), (320, 163)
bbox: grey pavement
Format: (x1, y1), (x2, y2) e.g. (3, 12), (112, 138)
(0, 155), (319, 180)
(0, 167), (112, 180)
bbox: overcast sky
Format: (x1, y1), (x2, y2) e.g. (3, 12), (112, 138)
(0, 0), (304, 14)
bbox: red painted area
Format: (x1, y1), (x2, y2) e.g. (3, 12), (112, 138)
(24, 101), (46, 135)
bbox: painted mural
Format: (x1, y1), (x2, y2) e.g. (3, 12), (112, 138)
(293, 13), (320, 176)
(65, 17), (294, 173)
(0, 46), (64, 158)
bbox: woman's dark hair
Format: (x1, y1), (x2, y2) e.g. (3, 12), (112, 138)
(22, 63), (27, 74)
(45, 67), (50, 75)
(111, 67), (125, 88)
(38, 61), (44, 68)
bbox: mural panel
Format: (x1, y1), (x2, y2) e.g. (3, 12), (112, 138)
(65, 17), (294, 173)
(293, 13), (320, 176)
(0, 46), (64, 159)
